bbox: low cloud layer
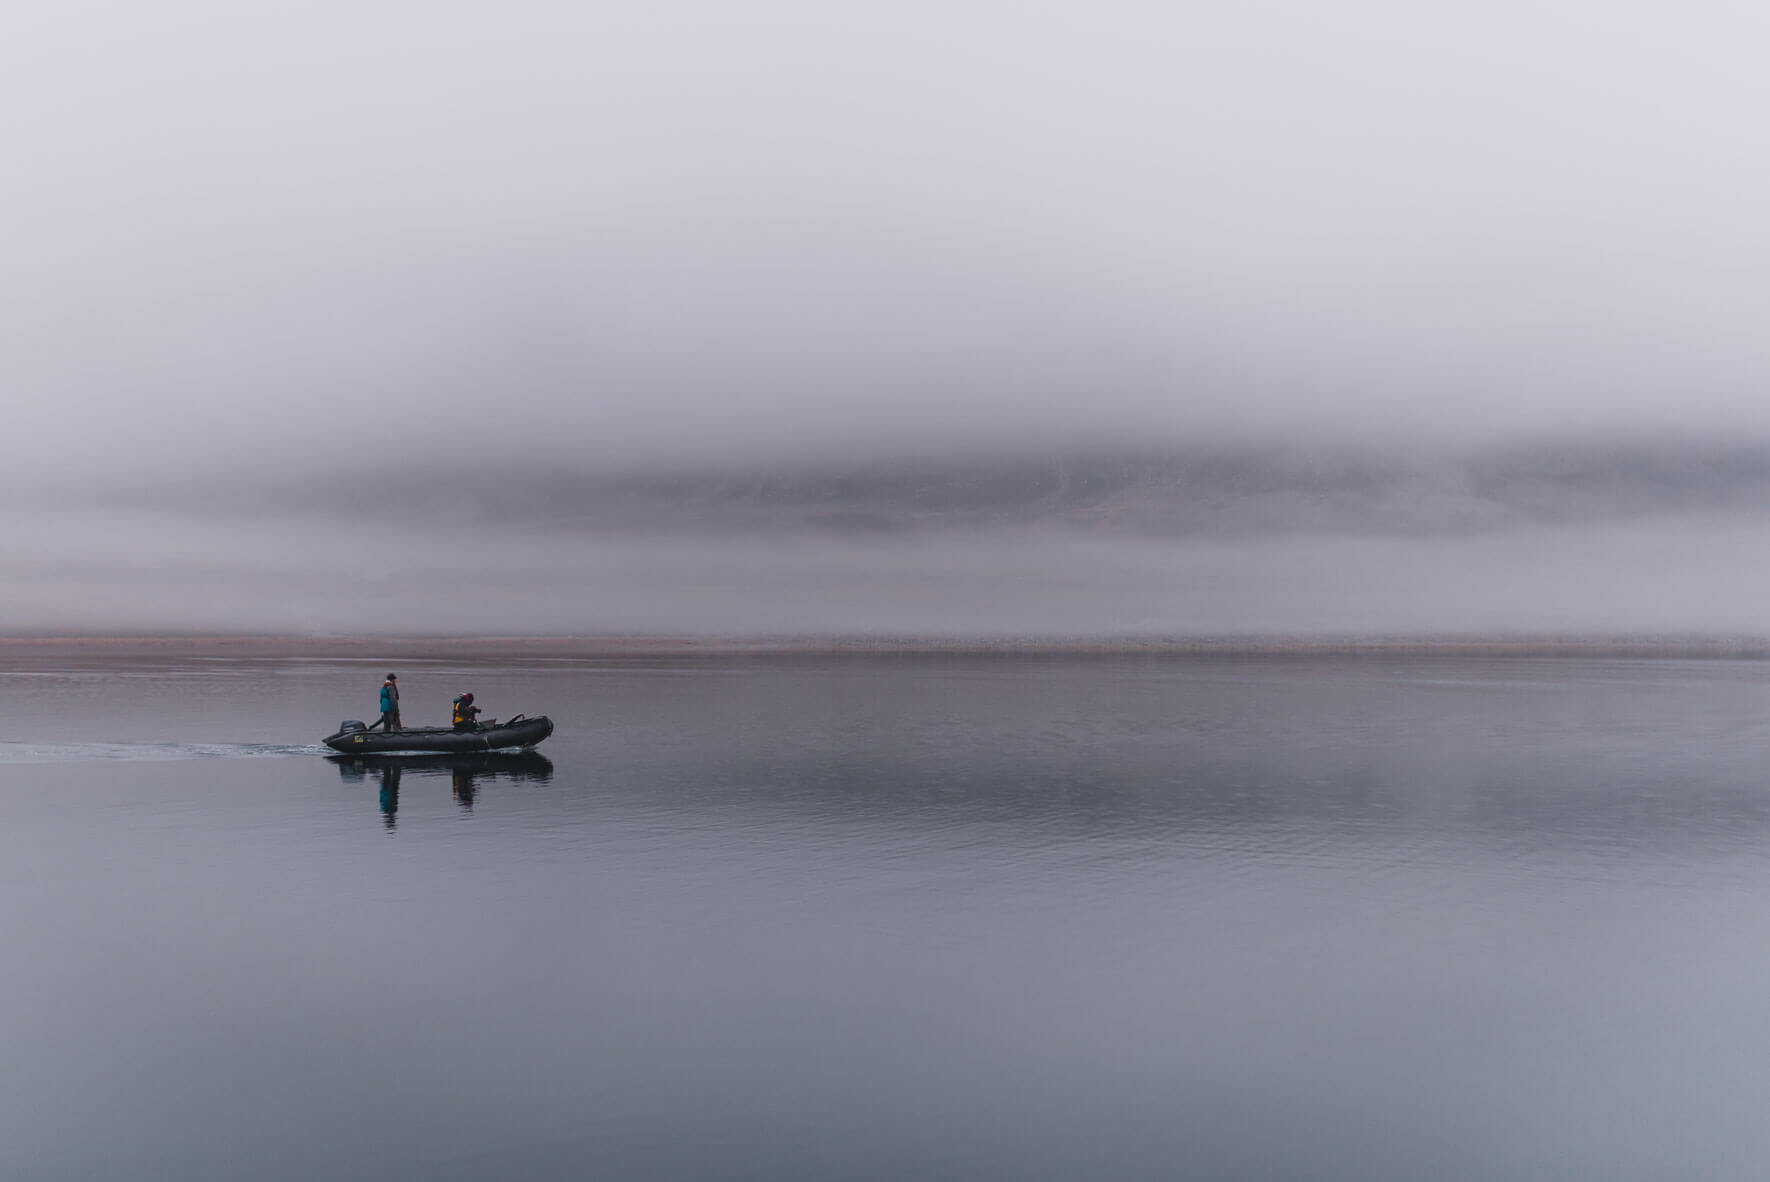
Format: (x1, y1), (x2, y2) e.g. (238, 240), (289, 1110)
(81, 441), (1770, 538)
(9, 443), (1770, 636)
(10, 509), (1770, 636)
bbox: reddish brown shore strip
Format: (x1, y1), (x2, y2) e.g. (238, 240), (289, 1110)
(3, 634), (1770, 665)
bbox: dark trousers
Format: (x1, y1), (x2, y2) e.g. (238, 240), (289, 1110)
(381, 710), (401, 731)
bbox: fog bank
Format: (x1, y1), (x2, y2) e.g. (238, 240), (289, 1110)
(8, 503), (1770, 637)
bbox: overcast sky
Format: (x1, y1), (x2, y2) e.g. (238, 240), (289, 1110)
(9, 0), (1770, 488)
(7, 1), (1770, 632)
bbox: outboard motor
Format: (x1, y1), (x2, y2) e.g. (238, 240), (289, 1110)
(322, 719), (374, 753)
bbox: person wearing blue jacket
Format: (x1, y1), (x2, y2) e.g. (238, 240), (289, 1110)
(379, 673), (402, 732)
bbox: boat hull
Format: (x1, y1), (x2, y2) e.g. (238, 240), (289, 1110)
(322, 716), (554, 754)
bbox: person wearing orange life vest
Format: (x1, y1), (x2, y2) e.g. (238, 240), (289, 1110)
(451, 692), (483, 733)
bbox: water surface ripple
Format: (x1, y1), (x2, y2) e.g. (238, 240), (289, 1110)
(1, 655), (1768, 1179)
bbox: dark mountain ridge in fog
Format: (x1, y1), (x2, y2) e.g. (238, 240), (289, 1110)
(17, 438), (1770, 635)
(117, 440), (1770, 539)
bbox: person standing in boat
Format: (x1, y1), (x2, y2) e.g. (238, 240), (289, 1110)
(452, 692), (483, 733)
(379, 673), (402, 732)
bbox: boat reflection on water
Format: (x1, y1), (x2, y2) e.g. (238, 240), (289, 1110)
(328, 751), (555, 828)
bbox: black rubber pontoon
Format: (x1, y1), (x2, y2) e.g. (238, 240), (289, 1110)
(323, 715), (554, 754)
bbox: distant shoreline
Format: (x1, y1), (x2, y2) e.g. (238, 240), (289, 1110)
(4, 634), (1770, 661)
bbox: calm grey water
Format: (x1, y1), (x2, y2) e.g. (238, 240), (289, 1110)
(4, 653), (1770, 1180)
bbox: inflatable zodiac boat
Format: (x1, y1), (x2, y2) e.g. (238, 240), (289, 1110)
(323, 715), (554, 754)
